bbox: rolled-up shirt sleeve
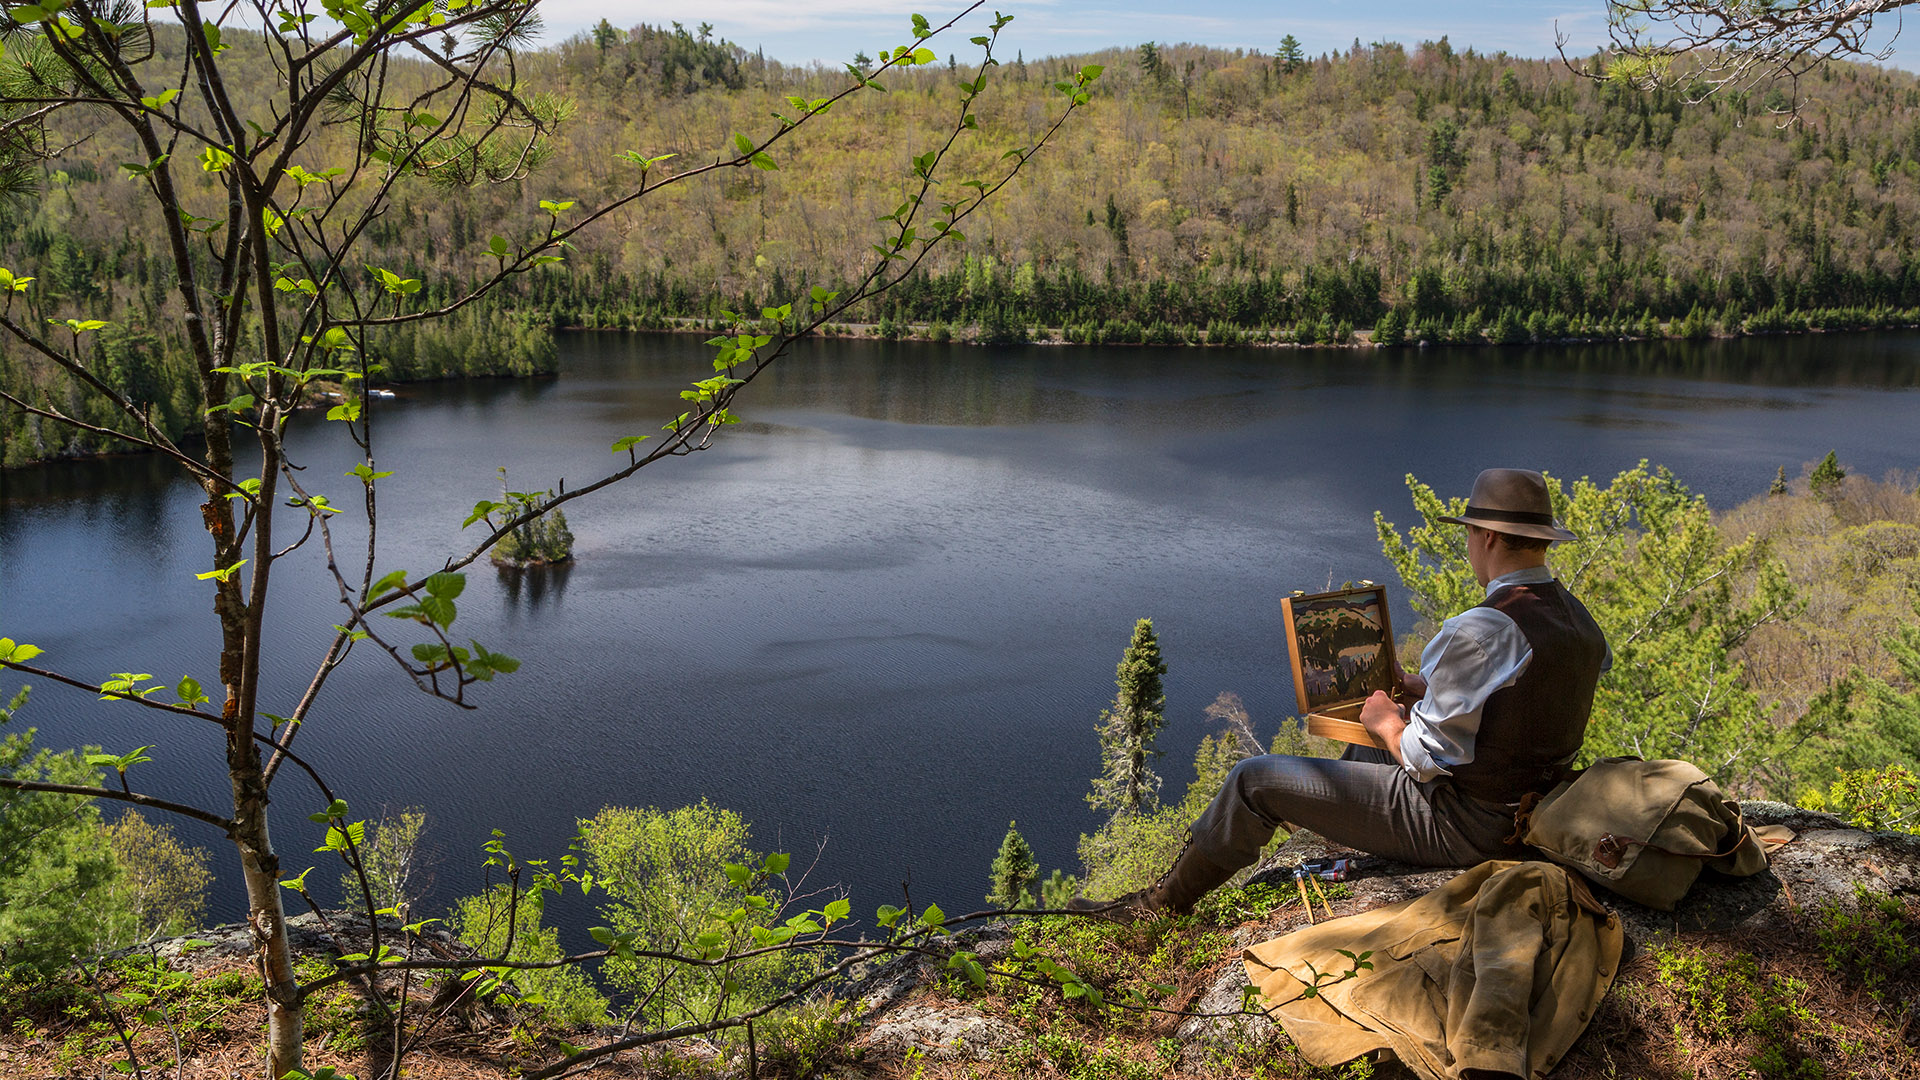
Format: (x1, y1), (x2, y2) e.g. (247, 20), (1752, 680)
(1397, 608), (1533, 783)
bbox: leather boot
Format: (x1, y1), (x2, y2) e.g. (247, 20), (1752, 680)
(1066, 838), (1238, 922)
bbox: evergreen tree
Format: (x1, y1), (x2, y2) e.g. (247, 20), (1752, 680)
(1138, 42), (1168, 88)
(1039, 868), (1080, 909)
(1276, 34), (1305, 75)
(1770, 465), (1790, 496)
(0, 687), (133, 973)
(1810, 451), (1847, 500)
(1089, 618), (1169, 816)
(985, 820), (1037, 908)
(592, 18), (620, 53)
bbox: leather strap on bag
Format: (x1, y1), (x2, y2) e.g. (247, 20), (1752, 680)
(1502, 759), (1585, 846)
(1590, 801), (1753, 869)
(1504, 789), (1549, 846)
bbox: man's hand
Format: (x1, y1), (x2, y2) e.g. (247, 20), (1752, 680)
(1396, 665), (1428, 702)
(1360, 690), (1409, 766)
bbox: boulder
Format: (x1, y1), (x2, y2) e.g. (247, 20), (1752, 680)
(862, 1005), (1023, 1061)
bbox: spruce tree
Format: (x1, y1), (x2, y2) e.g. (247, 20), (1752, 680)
(1810, 451), (1847, 501)
(1770, 465), (1789, 496)
(986, 820), (1038, 908)
(1039, 868), (1080, 909)
(1089, 618), (1169, 816)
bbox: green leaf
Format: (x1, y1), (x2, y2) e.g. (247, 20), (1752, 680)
(419, 594), (456, 627)
(750, 151), (778, 171)
(733, 133), (753, 156)
(347, 462), (393, 484)
(194, 559), (248, 583)
(0, 638), (45, 664)
(139, 87), (180, 109)
(724, 863), (754, 887)
(462, 500), (502, 527)
(84, 745), (153, 771)
(175, 676), (208, 706)
(487, 235), (510, 257)
(823, 898), (851, 922)
(425, 571), (465, 599)
(370, 569), (409, 596)
(611, 435), (650, 454)
(467, 641), (519, 680)
(918, 903), (946, 929)
(317, 819), (366, 852)
(308, 798), (349, 823)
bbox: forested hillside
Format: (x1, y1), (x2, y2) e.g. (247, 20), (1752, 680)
(8, 23), (1920, 462)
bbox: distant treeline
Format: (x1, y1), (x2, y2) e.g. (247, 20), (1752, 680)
(11, 22), (1920, 463)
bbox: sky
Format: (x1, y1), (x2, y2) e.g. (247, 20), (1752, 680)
(525, 1), (1627, 67)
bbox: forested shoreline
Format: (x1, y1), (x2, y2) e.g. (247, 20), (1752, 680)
(9, 23), (1920, 463)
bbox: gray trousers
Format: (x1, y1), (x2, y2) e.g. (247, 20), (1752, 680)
(1188, 745), (1527, 870)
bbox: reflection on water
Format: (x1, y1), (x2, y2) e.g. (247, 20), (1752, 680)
(3, 329), (1918, 938)
(498, 562), (573, 608)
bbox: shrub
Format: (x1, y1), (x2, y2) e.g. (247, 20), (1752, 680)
(0, 689), (131, 973)
(448, 885), (610, 1028)
(104, 811), (211, 943)
(578, 802), (813, 1026)
(1815, 885), (1919, 1001)
(1800, 766), (1920, 833)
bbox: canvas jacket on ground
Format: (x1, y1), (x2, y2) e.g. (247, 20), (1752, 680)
(1243, 860), (1623, 1080)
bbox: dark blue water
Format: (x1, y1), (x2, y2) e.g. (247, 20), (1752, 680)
(3, 331), (1918, 940)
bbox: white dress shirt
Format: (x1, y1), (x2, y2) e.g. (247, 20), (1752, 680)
(1397, 566), (1610, 783)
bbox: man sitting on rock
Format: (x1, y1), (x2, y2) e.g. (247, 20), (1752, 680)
(1074, 468), (1611, 918)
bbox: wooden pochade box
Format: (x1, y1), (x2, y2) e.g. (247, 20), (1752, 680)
(1279, 583), (1401, 752)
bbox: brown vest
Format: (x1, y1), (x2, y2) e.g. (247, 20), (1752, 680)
(1448, 580), (1607, 803)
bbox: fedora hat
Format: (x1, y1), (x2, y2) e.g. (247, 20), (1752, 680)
(1437, 468), (1577, 542)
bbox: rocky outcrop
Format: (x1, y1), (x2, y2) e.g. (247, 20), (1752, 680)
(134, 908), (461, 972)
(1165, 801), (1920, 1057)
(864, 1006), (1024, 1061)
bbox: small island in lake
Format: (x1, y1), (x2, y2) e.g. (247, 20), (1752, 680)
(489, 469), (575, 568)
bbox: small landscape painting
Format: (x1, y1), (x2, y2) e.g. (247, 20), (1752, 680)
(1282, 585), (1397, 713)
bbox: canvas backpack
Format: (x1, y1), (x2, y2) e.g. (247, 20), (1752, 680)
(1514, 757), (1793, 911)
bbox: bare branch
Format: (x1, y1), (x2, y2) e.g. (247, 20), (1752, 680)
(0, 777), (234, 834)
(1558, 0), (1907, 107)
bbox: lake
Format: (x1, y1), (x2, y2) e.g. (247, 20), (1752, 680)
(3, 330), (1917, 935)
